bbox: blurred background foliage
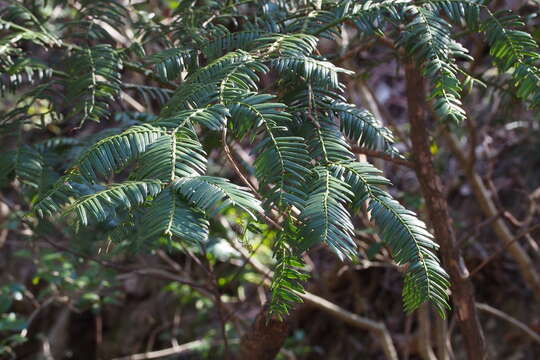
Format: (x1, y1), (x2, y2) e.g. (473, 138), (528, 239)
(1, 0), (540, 359)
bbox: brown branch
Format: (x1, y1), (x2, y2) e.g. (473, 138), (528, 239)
(469, 223), (540, 277)
(405, 61), (487, 360)
(434, 314), (452, 360)
(476, 303), (540, 346)
(112, 339), (239, 360)
(221, 128), (284, 231)
(417, 304), (437, 360)
(445, 132), (540, 301)
(222, 128), (259, 195)
(299, 291), (398, 360)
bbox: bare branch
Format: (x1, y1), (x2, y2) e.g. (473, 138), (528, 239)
(476, 303), (540, 346)
(112, 339), (239, 360)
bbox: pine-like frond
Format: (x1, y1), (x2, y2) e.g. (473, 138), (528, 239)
(424, 0), (483, 32)
(482, 10), (540, 109)
(331, 102), (399, 155)
(228, 93), (289, 137)
(14, 138), (79, 192)
(64, 45), (123, 124)
(0, 4), (59, 98)
(253, 133), (311, 210)
(0, 3), (60, 50)
(2, 0), (475, 319)
(190, 51), (260, 85)
(398, 6), (469, 122)
(286, 8), (346, 39)
(269, 216), (309, 319)
(484, 11), (538, 71)
(173, 176), (263, 219)
(124, 84), (173, 107)
(74, 124), (166, 181)
(303, 118), (355, 163)
(427, 0), (540, 109)
(15, 145), (46, 190)
(246, 94), (311, 209)
(145, 48), (195, 81)
(300, 167), (357, 260)
(0, 58), (53, 96)
(201, 29), (264, 60)
(284, 80), (347, 109)
(161, 83), (219, 114)
(293, 0), (407, 38)
(217, 60), (268, 104)
(347, 0), (408, 33)
(158, 105), (230, 131)
(330, 160), (450, 316)
(0, 80), (64, 131)
(135, 127), (207, 181)
(271, 56), (352, 89)
(15, 98), (101, 180)
(137, 188), (209, 245)
(65, 181), (162, 226)
(69, 0), (128, 41)
(253, 33), (319, 57)
(161, 52), (266, 116)
(32, 174), (95, 218)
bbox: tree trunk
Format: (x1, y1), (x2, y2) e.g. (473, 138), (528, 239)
(404, 62), (488, 360)
(237, 308), (288, 360)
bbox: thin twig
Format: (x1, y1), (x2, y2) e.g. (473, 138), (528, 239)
(175, 242), (231, 358)
(112, 339), (240, 360)
(476, 303), (540, 346)
(457, 210), (504, 247)
(222, 128), (259, 195)
(470, 223), (540, 277)
(445, 132), (540, 301)
(20, 297), (56, 338)
(221, 128), (284, 230)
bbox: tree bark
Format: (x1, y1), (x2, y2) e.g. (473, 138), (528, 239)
(404, 62), (488, 360)
(237, 307), (288, 360)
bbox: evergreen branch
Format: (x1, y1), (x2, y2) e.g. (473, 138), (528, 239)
(300, 167), (357, 260)
(330, 161), (450, 315)
(173, 176), (263, 219)
(65, 180), (163, 226)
